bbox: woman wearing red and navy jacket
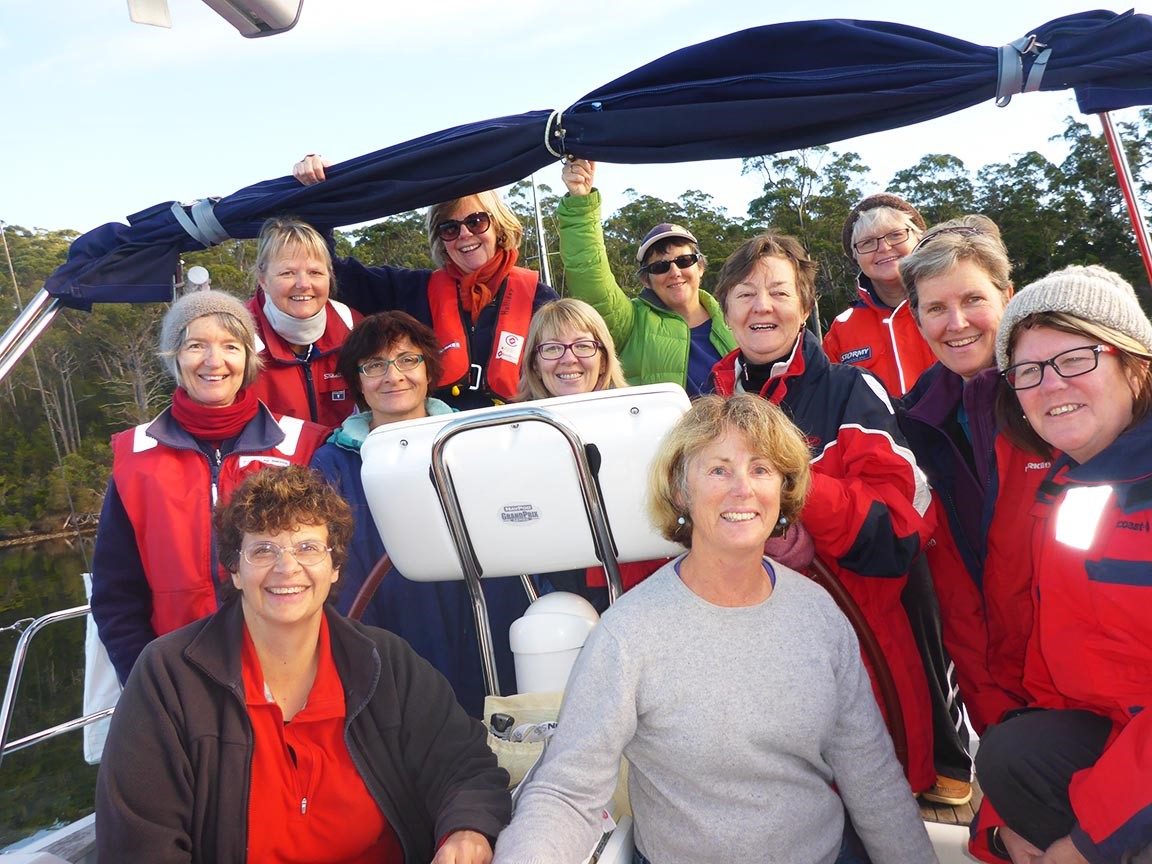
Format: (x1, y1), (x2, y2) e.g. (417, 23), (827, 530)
(246, 218), (361, 428)
(974, 265), (1152, 864)
(91, 291), (328, 684)
(293, 156), (557, 410)
(895, 218), (1029, 735)
(708, 232), (936, 794)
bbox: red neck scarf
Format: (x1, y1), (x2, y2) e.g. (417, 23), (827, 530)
(171, 386), (259, 440)
(443, 247), (518, 323)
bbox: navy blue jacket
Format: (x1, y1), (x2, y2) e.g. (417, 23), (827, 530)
(311, 409), (529, 717)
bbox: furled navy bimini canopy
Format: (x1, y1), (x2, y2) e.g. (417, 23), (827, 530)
(42, 10), (1152, 310)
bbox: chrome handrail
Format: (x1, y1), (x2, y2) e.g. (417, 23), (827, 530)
(0, 604), (115, 770)
(429, 405), (625, 698)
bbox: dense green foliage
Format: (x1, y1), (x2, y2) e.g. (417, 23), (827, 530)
(1, 112), (1149, 536)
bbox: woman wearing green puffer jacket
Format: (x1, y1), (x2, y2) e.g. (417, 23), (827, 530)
(557, 159), (735, 395)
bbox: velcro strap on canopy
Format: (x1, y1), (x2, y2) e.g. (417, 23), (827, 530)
(996, 34), (1052, 107)
(170, 198), (230, 246)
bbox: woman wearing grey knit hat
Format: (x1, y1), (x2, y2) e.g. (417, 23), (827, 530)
(975, 264), (1152, 864)
(90, 289), (330, 686)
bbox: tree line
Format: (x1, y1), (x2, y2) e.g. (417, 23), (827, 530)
(0, 111), (1148, 537)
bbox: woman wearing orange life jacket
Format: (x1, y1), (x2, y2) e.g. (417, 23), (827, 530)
(294, 155), (558, 410)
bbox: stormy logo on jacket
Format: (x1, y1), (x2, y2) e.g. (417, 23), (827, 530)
(838, 347), (872, 364)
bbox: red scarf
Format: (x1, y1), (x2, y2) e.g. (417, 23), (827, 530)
(443, 247), (518, 323)
(171, 386), (259, 440)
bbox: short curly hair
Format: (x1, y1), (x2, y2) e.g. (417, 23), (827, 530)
(213, 466), (353, 601)
(336, 311), (443, 411)
(647, 394), (812, 548)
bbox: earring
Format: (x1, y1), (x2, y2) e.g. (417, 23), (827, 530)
(677, 515), (687, 526)
(777, 516), (788, 527)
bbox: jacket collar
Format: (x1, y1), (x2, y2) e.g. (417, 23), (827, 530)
(184, 597), (384, 723)
(710, 331), (818, 401)
(853, 272), (903, 312)
(327, 399), (457, 452)
(146, 401), (287, 453)
(1059, 415), (1152, 489)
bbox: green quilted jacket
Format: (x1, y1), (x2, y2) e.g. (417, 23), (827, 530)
(556, 191), (735, 389)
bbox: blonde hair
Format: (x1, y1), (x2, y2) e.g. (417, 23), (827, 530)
(251, 217), (336, 293)
(426, 190), (523, 268)
(647, 394), (811, 548)
(899, 215), (1012, 320)
(516, 299), (627, 400)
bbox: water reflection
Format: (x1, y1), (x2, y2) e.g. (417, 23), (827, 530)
(0, 539), (98, 850)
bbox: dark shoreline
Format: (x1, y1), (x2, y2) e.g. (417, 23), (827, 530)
(0, 528), (97, 549)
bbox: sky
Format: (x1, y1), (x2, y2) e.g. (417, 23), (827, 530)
(2, 0), (1149, 235)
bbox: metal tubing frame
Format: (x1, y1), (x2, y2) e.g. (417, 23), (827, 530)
(0, 288), (60, 385)
(0, 604), (114, 770)
(429, 404), (625, 697)
(1099, 110), (1152, 290)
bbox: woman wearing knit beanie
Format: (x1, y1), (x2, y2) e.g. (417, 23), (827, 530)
(974, 265), (1152, 864)
(90, 289), (330, 685)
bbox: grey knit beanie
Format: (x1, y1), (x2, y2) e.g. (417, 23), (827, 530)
(159, 289), (257, 358)
(995, 264), (1152, 370)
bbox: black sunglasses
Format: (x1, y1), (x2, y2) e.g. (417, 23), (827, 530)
(435, 211), (492, 242)
(639, 253), (701, 276)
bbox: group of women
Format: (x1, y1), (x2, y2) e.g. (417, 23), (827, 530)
(88, 150), (1152, 863)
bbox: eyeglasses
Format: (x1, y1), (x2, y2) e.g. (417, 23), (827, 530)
(359, 353), (425, 377)
(639, 253), (701, 276)
(242, 540), (331, 567)
(911, 225), (983, 253)
(1002, 344), (1117, 391)
(535, 340), (602, 360)
(434, 211), (491, 242)
(853, 228), (913, 255)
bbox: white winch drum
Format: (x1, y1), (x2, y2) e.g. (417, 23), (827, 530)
(359, 383), (690, 582)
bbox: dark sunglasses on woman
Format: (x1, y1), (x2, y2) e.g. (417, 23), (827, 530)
(639, 253), (701, 276)
(436, 211), (492, 241)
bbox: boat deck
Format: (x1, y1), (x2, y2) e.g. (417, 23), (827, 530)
(919, 777), (981, 826)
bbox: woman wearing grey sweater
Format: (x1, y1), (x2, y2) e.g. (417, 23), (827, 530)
(494, 395), (936, 864)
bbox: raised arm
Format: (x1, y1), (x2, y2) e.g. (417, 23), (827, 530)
(293, 153), (332, 186)
(556, 160), (638, 349)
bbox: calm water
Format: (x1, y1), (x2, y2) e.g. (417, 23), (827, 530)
(0, 538), (98, 850)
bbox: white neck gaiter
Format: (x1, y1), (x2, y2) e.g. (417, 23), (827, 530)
(262, 292), (327, 347)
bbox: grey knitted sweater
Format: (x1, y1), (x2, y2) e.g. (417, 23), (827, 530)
(493, 557), (937, 863)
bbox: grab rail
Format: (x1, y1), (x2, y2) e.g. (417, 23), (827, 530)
(0, 604), (115, 771)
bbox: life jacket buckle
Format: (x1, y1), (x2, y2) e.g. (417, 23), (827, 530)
(468, 363), (483, 391)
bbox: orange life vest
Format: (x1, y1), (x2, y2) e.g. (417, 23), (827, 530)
(427, 267), (538, 402)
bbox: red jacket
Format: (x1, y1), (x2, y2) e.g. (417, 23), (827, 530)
(1022, 421), (1152, 862)
(247, 291), (361, 427)
(710, 333), (936, 792)
(822, 275), (937, 397)
(898, 364), (1028, 733)
(92, 404), (329, 682)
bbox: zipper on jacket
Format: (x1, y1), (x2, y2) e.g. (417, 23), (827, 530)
(301, 351), (319, 423)
(300, 796), (308, 815)
(209, 448), (224, 586)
